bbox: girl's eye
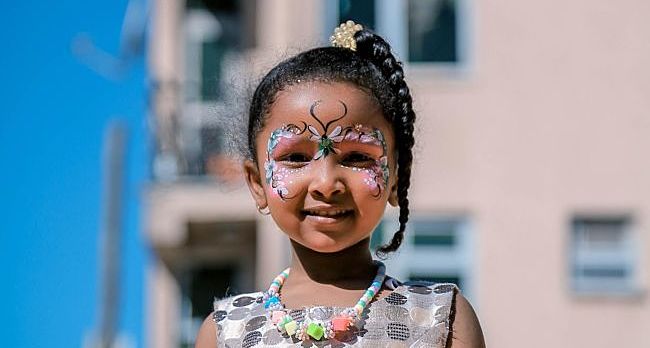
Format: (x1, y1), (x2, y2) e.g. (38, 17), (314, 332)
(342, 152), (375, 166)
(280, 153), (311, 163)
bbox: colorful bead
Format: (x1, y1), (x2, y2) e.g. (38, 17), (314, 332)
(264, 296), (280, 308)
(278, 315), (292, 330)
(284, 320), (298, 336)
(306, 323), (325, 340)
(266, 261), (386, 342)
(271, 311), (285, 324)
(332, 316), (352, 331)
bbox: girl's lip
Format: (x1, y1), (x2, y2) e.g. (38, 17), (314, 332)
(300, 207), (354, 217)
(303, 211), (353, 225)
(301, 207), (354, 225)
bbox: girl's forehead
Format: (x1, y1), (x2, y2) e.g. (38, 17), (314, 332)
(264, 81), (391, 132)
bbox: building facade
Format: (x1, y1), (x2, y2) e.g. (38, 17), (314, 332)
(145, 1), (650, 347)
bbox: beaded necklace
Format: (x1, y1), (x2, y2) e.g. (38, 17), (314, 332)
(263, 260), (386, 341)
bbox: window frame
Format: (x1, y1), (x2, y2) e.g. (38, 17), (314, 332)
(570, 215), (640, 297)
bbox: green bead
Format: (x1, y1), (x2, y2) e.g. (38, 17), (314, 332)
(358, 299), (367, 307)
(285, 320), (298, 336)
(306, 323), (324, 340)
(279, 316), (291, 328)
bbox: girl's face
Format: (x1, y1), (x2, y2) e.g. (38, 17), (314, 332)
(244, 81), (398, 253)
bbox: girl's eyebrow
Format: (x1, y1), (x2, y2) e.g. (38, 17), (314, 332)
(272, 135), (314, 153)
(342, 132), (383, 146)
(336, 141), (383, 155)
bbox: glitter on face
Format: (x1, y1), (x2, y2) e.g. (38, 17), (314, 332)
(263, 100), (390, 201)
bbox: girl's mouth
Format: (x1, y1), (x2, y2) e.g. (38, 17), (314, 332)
(302, 209), (352, 217)
(301, 208), (354, 223)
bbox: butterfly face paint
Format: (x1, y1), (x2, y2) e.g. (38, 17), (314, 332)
(341, 125), (390, 199)
(264, 100), (391, 201)
(264, 125), (306, 200)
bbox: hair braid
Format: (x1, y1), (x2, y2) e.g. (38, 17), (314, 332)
(355, 29), (416, 257)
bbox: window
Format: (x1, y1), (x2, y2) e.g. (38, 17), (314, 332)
(373, 215), (475, 299)
(412, 218), (457, 246)
(339, 0), (376, 30)
(176, 0), (254, 179)
(332, 0), (465, 64)
(408, 0), (457, 62)
(571, 216), (637, 295)
(179, 220), (257, 347)
(184, 0), (254, 101)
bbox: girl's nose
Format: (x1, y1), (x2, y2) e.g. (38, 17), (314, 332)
(308, 159), (346, 200)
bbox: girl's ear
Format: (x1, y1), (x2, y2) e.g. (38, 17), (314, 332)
(243, 159), (268, 209)
(388, 175), (399, 207)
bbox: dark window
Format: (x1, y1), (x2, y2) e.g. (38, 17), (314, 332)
(408, 0), (458, 62)
(186, 0), (253, 101)
(412, 218), (458, 247)
(338, 0), (376, 30)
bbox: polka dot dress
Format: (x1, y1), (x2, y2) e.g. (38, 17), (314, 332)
(212, 280), (457, 348)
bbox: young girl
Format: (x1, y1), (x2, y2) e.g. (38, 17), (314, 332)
(196, 21), (485, 348)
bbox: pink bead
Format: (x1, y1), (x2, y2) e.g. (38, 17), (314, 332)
(332, 317), (352, 331)
(271, 311), (286, 324)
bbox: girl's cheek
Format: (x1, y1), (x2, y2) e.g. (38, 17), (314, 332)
(352, 163), (388, 199)
(267, 164), (307, 201)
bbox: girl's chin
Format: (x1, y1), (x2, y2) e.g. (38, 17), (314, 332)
(299, 241), (348, 253)
(292, 235), (366, 254)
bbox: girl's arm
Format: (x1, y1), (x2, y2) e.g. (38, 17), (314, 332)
(195, 312), (217, 348)
(448, 294), (486, 348)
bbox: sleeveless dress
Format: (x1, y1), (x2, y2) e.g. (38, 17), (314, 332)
(212, 278), (458, 348)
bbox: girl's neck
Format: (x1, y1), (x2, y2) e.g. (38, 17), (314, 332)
(284, 238), (377, 289)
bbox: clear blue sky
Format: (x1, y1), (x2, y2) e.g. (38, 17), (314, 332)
(1, 2), (148, 347)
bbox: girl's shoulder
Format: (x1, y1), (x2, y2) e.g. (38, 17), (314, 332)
(376, 279), (484, 347)
(195, 291), (266, 348)
(372, 279), (460, 346)
(379, 276), (459, 317)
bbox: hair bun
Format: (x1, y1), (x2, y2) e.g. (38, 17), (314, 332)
(330, 20), (364, 51)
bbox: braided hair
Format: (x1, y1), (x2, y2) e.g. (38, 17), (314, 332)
(247, 28), (416, 257)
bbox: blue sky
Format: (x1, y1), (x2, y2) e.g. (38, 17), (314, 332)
(1, 2), (148, 347)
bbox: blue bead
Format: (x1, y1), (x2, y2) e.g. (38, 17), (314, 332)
(264, 296), (280, 308)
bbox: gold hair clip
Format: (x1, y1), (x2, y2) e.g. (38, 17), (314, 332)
(330, 20), (363, 51)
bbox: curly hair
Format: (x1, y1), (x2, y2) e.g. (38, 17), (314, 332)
(247, 28), (416, 257)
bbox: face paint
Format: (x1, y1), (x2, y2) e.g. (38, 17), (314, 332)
(264, 126), (305, 200)
(340, 125), (390, 199)
(264, 100), (391, 201)
(307, 100), (348, 159)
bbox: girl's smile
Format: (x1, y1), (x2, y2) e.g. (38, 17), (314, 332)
(245, 81), (398, 253)
(302, 208), (354, 228)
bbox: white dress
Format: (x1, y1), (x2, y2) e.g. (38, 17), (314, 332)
(212, 278), (458, 348)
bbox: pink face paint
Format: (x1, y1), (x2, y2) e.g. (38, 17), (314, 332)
(266, 126), (307, 200)
(339, 124), (390, 199)
(351, 160), (386, 199)
(265, 122), (390, 201)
